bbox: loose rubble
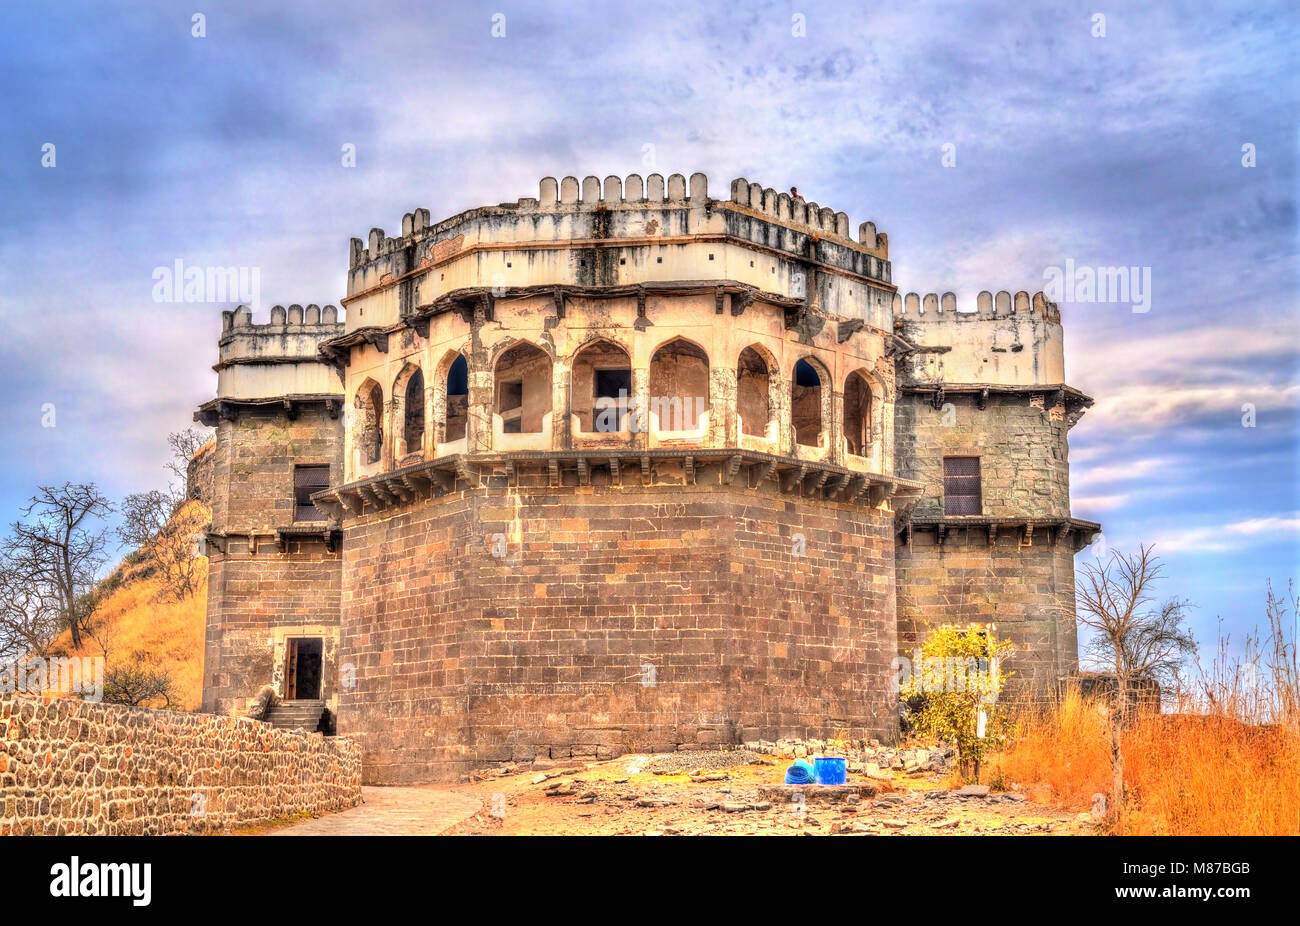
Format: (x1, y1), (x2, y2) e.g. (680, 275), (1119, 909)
(745, 738), (957, 777)
(448, 741), (1091, 836)
(645, 749), (765, 775)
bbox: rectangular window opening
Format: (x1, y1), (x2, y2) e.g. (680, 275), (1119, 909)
(943, 456), (981, 516)
(293, 464), (331, 522)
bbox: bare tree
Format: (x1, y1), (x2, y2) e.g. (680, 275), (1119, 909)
(118, 489), (176, 550)
(166, 427), (212, 501)
(1076, 544), (1196, 821)
(4, 483), (114, 650)
(118, 490), (207, 601)
(0, 558), (61, 660)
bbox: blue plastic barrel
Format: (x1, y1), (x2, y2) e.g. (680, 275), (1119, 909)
(784, 758), (815, 784)
(813, 756), (846, 785)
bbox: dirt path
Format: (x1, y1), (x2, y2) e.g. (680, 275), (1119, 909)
(269, 786), (481, 835)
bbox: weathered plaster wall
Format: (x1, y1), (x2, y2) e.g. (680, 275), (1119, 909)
(893, 290), (1065, 387)
(340, 295), (895, 484)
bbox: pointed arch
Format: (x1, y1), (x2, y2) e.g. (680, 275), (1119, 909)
(843, 370), (872, 457)
(391, 361), (425, 462)
(792, 356), (829, 447)
(572, 337), (632, 434)
(737, 344), (778, 438)
(353, 377), (384, 466)
(649, 336), (710, 432)
(493, 340), (553, 434)
(435, 348), (469, 444)
(843, 366), (887, 466)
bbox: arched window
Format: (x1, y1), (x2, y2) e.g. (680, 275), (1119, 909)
(737, 346), (772, 437)
(649, 338), (710, 431)
(355, 380), (384, 465)
(403, 368), (425, 455)
(445, 354), (468, 442)
(572, 339), (632, 433)
(843, 371), (872, 457)
(792, 358), (823, 446)
(494, 342), (552, 433)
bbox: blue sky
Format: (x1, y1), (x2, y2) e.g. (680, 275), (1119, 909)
(0, 1), (1296, 663)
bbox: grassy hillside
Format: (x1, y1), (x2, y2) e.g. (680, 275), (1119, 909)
(54, 503), (209, 711)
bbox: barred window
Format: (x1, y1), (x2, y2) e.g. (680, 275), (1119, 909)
(294, 465), (331, 522)
(943, 457), (981, 515)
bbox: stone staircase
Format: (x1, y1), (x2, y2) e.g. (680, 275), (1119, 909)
(265, 699), (326, 732)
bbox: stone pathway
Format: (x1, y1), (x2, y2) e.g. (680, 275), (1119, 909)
(271, 786), (481, 836)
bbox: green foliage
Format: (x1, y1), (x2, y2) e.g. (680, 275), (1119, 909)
(900, 625), (1014, 780)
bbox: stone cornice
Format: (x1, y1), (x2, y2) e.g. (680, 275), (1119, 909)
(898, 515), (1102, 552)
(310, 449), (922, 521)
(898, 382), (1094, 424)
(194, 394), (342, 427)
(203, 525), (342, 554)
(318, 279), (895, 369)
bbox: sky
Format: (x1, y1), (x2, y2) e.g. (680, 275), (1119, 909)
(0, 0), (1296, 667)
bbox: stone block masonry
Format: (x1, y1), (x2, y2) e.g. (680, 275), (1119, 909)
(896, 529), (1080, 695)
(0, 694), (360, 835)
(339, 471), (898, 784)
(893, 388), (1090, 697)
(894, 392), (1072, 521)
(201, 401), (344, 717)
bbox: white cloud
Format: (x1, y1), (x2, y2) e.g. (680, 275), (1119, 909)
(1084, 383), (1299, 433)
(1071, 493), (1131, 514)
(1147, 514), (1300, 554)
(1071, 456), (1172, 489)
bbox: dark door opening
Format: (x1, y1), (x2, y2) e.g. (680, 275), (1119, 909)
(285, 638), (323, 700)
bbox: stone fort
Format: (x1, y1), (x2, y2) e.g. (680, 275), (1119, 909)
(195, 172), (1099, 784)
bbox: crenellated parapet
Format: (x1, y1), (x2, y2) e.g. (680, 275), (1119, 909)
(344, 173), (896, 332)
(891, 289), (1058, 322)
(197, 304), (345, 423)
(727, 178), (888, 258)
(891, 289), (1068, 389)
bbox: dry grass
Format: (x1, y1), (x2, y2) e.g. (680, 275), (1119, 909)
(53, 557), (208, 711)
(1121, 714), (1300, 835)
(991, 690), (1300, 835)
(992, 691), (1111, 810)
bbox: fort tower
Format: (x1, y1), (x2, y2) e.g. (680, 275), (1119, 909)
(196, 173), (1099, 783)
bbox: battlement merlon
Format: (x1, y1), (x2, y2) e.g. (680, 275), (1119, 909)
(892, 289), (1074, 391)
(196, 304), (346, 424)
(891, 290), (1059, 322)
(343, 173), (895, 326)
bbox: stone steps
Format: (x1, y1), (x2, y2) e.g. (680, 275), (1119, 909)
(265, 699), (325, 730)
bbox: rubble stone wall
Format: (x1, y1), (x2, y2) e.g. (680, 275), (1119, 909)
(0, 694), (361, 835)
